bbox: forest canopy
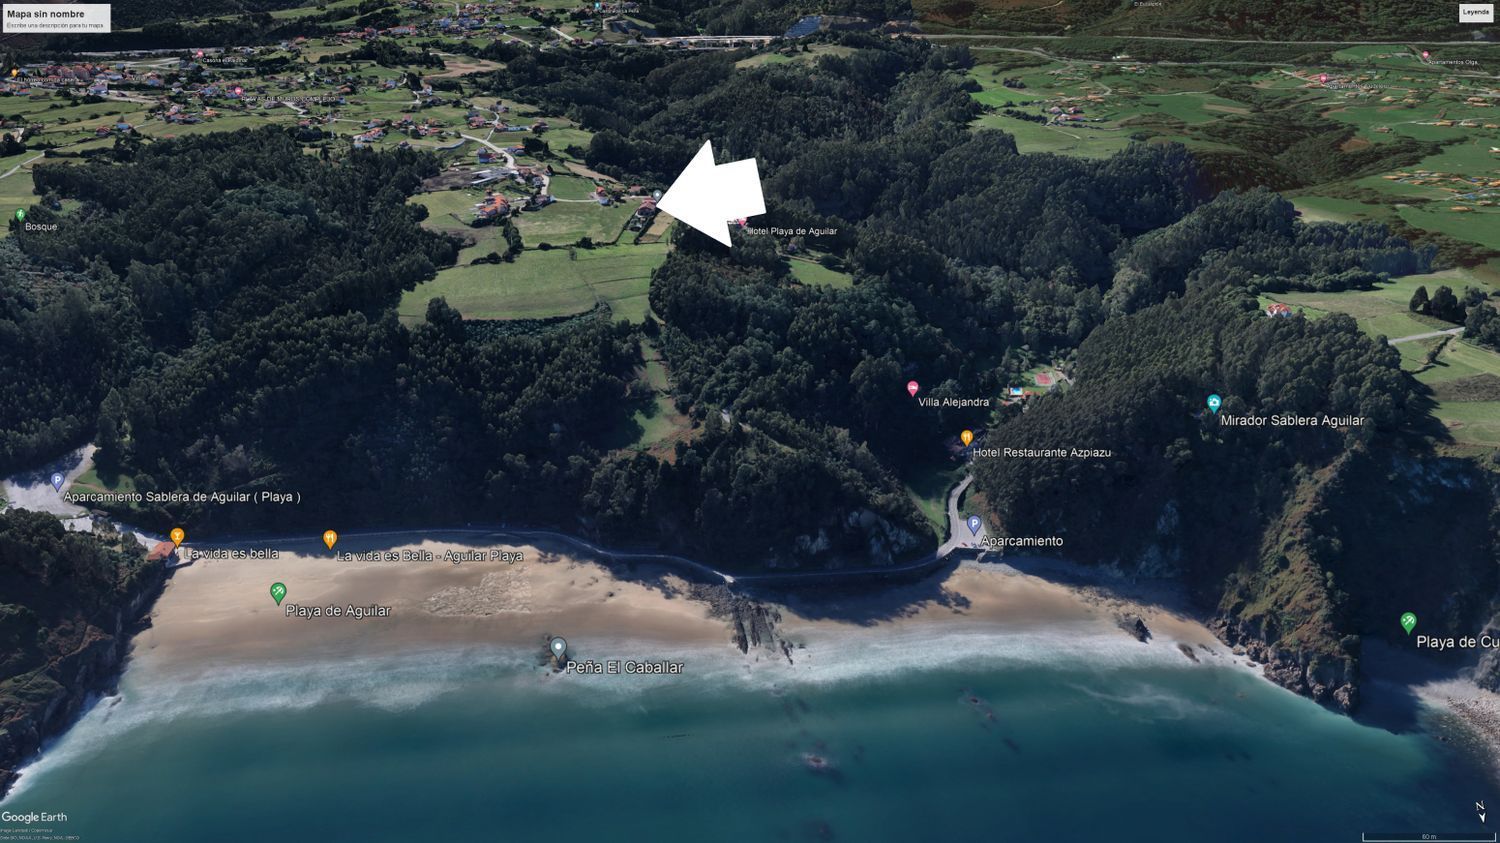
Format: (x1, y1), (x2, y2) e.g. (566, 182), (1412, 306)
(0, 36), (1461, 581)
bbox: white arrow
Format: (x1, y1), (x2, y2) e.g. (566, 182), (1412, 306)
(657, 140), (764, 247)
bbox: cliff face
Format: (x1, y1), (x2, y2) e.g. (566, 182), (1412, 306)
(1211, 615), (1359, 712)
(0, 511), (167, 799)
(1209, 450), (1496, 714)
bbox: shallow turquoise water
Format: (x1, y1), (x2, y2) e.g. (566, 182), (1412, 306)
(2, 638), (1486, 843)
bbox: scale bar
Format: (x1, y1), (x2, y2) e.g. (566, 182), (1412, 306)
(1368, 828), (1494, 834)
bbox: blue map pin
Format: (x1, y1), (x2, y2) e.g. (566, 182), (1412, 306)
(49, 472), (64, 492)
(966, 515), (982, 535)
(1206, 394), (1222, 414)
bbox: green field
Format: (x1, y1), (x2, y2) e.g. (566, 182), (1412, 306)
(966, 62), (1138, 158)
(410, 189), (517, 264)
(736, 44), (855, 70)
(1137, 92), (1248, 124)
(68, 466), (138, 505)
(1266, 269), (1500, 448)
(1426, 400), (1500, 447)
(903, 463), (962, 538)
(512, 199), (634, 247)
(736, 52), (794, 69)
(415, 189), (487, 224)
(540, 127), (594, 155)
(961, 53), (1500, 258)
(1270, 274), (1454, 342)
(0, 157), (45, 239)
(788, 258), (854, 288)
(1398, 205), (1500, 251)
(548, 174), (601, 200)
(607, 342), (692, 455)
(398, 242), (669, 323)
(1416, 337), (1500, 384)
(628, 356), (681, 449)
(972, 111), (1135, 158)
(1394, 336), (1439, 370)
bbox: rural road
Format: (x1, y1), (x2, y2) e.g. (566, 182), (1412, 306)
(461, 131), (517, 170)
(4, 446), (982, 590)
(1389, 326), (1465, 344)
(0, 153), (43, 181)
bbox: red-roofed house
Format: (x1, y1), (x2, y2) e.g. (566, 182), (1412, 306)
(147, 541), (178, 565)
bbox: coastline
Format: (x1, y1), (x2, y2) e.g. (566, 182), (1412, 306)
(1, 531), (1248, 801)
(128, 532), (1233, 679)
(5, 483), (1498, 800)
(122, 532), (1500, 783)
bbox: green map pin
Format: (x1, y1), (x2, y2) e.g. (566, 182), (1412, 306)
(1400, 612), (1417, 635)
(270, 582), (287, 606)
(13, 209), (24, 222)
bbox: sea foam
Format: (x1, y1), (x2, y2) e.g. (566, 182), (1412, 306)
(5, 622), (1243, 800)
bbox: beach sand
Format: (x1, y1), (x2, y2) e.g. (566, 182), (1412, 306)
(134, 531), (1229, 677)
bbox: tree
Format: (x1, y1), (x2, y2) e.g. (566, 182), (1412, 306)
(1466, 302), (1500, 351)
(1408, 285), (1429, 314)
(1429, 285), (1462, 323)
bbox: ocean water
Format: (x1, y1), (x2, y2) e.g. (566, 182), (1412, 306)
(2, 629), (1486, 842)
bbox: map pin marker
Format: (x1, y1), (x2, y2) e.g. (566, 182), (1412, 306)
(49, 472), (64, 491)
(270, 582), (287, 606)
(966, 515), (982, 536)
(1400, 612), (1417, 635)
(907, 380), (919, 398)
(1206, 394), (1222, 414)
(550, 637), (567, 660)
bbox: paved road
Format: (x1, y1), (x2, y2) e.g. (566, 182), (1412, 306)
(1389, 326), (1465, 344)
(941, 474), (983, 556)
(5, 441), (981, 590)
(114, 520), (966, 588)
(461, 131), (517, 170)
(462, 130), (568, 198)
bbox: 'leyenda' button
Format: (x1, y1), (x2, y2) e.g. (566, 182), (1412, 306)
(1459, 3), (1494, 22)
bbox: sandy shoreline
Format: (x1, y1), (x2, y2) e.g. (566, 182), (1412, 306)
(133, 532), (1229, 677)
